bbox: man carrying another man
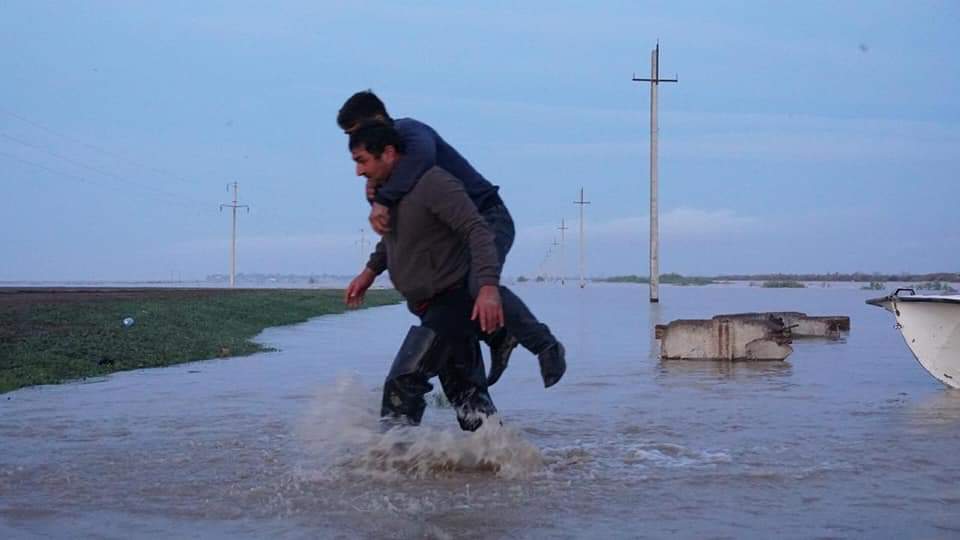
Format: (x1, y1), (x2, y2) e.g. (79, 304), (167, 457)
(346, 123), (500, 430)
(339, 90), (565, 389)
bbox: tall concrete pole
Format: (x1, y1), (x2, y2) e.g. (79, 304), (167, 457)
(232, 195), (237, 287)
(633, 42), (677, 303)
(573, 188), (591, 288)
(220, 182), (249, 288)
(558, 218), (569, 286)
(649, 47), (660, 303)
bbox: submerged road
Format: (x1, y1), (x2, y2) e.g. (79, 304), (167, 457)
(2, 283), (959, 538)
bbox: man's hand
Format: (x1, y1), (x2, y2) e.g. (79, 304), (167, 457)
(369, 202), (391, 235)
(471, 285), (504, 334)
(345, 268), (376, 308)
(365, 178), (377, 202)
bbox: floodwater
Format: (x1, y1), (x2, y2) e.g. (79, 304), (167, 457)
(2, 284), (959, 539)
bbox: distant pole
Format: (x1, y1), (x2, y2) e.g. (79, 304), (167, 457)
(357, 228), (370, 268)
(557, 218), (569, 286)
(220, 182), (250, 288)
(573, 187), (591, 288)
(551, 238), (561, 283)
(633, 41), (677, 303)
(538, 245), (551, 281)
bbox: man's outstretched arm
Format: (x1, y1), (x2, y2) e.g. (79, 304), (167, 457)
(344, 241), (387, 307)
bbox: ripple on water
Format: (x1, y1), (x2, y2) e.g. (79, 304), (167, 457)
(623, 441), (733, 469)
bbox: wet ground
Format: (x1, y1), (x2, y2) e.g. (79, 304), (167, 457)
(2, 284), (959, 538)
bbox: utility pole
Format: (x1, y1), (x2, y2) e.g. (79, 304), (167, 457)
(538, 245), (552, 282)
(551, 238), (561, 283)
(356, 228), (370, 268)
(557, 218), (569, 285)
(573, 187), (591, 288)
(220, 182), (249, 288)
(633, 41), (677, 303)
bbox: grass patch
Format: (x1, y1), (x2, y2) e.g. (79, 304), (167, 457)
(597, 273), (715, 286)
(0, 288), (401, 394)
(762, 280), (806, 288)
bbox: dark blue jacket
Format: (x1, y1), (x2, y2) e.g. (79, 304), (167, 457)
(373, 118), (501, 211)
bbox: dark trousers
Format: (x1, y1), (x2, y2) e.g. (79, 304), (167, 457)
(470, 204), (556, 355)
(381, 288), (497, 431)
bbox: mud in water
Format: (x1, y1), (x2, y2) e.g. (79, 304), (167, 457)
(2, 284), (960, 538)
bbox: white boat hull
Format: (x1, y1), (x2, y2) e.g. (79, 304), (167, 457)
(868, 292), (960, 389)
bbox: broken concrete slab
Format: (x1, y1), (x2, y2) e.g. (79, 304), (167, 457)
(655, 315), (793, 361)
(715, 312), (850, 338)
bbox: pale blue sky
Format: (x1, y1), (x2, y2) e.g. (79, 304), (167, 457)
(1, 1), (957, 281)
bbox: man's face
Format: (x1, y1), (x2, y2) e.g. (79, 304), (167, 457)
(351, 145), (397, 185)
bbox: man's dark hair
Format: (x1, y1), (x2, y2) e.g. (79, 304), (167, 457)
(348, 123), (405, 157)
(337, 90), (392, 130)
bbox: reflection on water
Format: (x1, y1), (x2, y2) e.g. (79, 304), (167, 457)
(647, 301), (663, 361)
(2, 284), (960, 538)
(657, 358), (794, 381)
(904, 388), (960, 428)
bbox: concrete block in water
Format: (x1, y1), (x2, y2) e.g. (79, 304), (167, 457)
(716, 312), (850, 338)
(655, 314), (793, 361)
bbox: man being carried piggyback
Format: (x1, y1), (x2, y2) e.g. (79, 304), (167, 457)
(339, 90), (566, 390)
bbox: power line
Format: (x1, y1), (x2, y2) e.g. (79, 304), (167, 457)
(0, 150), (104, 188)
(0, 150), (206, 215)
(1, 132), (211, 211)
(0, 106), (198, 189)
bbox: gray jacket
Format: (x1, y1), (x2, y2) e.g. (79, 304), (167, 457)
(366, 166), (500, 305)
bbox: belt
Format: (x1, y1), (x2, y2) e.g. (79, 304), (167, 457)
(414, 282), (468, 315)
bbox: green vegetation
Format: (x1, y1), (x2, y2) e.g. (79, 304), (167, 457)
(661, 273), (715, 286)
(917, 281), (959, 293)
(715, 272), (960, 283)
(0, 289), (401, 394)
(596, 273), (715, 286)
(598, 275), (648, 284)
(762, 280), (806, 288)
(861, 281), (886, 290)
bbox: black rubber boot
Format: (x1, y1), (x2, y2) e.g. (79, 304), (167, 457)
(537, 342), (566, 388)
(485, 329), (519, 387)
(439, 340), (498, 432)
(380, 326), (437, 426)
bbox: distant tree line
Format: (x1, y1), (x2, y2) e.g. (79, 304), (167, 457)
(206, 273), (350, 283)
(712, 272), (960, 282)
(761, 280), (805, 288)
(595, 273), (715, 286)
(587, 272), (959, 286)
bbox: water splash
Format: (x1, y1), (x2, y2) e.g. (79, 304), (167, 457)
(294, 374), (543, 481)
